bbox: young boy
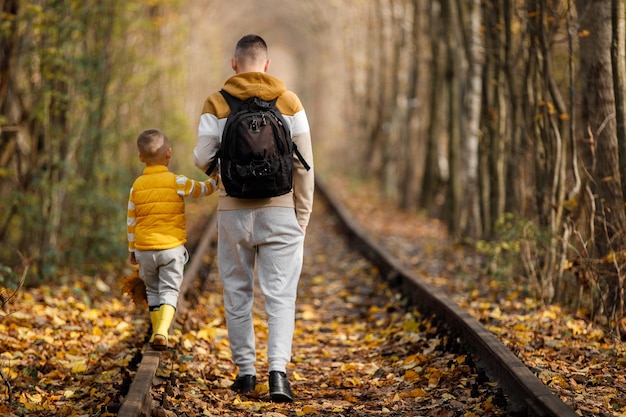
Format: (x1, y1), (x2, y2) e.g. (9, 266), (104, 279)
(127, 128), (217, 350)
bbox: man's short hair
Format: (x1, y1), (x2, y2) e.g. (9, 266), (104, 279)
(235, 34), (268, 62)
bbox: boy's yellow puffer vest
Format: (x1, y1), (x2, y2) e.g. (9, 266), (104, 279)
(132, 166), (186, 250)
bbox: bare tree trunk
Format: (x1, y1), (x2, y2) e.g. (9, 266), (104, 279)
(480, 0), (508, 239)
(577, 0), (626, 324)
(612, 0), (626, 200)
(514, 0), (571, 301)
(364, 0), (392, 177)
(502, 1), (528, 217)
(458, 0), (484, 238)
(382, 0), (408, 199)
(441, 0), (463, 237)
(398, 0), (424, 210)
(420, 1), (447, 214)
(0, 0), (20, 242)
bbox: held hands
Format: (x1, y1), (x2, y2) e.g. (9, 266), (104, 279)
(208, 175), (218, 193)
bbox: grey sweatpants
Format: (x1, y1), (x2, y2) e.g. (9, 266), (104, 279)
(217, 207), (305, 375)
(135, 245), (189, 308)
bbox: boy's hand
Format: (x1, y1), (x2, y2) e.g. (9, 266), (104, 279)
(208, 175), (218, 192)
(129, 252), (138, 265)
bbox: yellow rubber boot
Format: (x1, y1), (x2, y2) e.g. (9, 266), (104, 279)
(151, 304), (176, 351)
(149, 309), (159, 343)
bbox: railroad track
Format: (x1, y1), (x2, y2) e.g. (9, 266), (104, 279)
(117, 213), (218, 417)
(115, 179), (577, 417)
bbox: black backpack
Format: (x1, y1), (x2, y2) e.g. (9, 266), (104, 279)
(206, 90), (310, 199)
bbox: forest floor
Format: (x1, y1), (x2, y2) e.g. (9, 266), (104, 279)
(0, 177), (625, 416)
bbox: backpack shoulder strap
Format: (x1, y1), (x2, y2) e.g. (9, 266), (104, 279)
(293, 143), (311, 171)
(205, 154), (219, 176)
(220, 89), (244, 113)
(205, 91), (243, 175)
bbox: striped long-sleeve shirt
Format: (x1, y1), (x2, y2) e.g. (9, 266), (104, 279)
(127, 165), (217, 252)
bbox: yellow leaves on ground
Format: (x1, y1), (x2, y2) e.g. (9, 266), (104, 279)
(17, 392), (50, 413)
(232, 397), (262, 412)
(461, 289), (626, 415)
(299, 302), (319, 321)
(298, 405), (320, 414)
(292, 370), (306, 381)
(402, 352), (427, 369)
(400, 387), (428, 398)
(194, 322), (227, 342)
(70, 360), (88, 374)
(548, 374), (570, 388)
(403, 369), (420, 383)
(0, 281), (142, 415)
(427, 368), (443, 388)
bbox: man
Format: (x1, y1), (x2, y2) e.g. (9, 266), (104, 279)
(194, 34), (314, 402)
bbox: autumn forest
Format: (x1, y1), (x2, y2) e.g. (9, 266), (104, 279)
(2, 0), (626, 415)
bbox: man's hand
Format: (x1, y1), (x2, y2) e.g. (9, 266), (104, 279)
(129, 252), (138, 265)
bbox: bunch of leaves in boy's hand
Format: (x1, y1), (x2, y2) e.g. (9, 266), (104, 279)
(120, 269), (148, 309)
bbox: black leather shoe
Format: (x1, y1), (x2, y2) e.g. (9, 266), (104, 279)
(230, 374), (256, 393)
(269, 371), (294, 402)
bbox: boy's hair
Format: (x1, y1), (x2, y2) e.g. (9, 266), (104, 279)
(235, 34), (268, 63)
(137, 128), (169, 162)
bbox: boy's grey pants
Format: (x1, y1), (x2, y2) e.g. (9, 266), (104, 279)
(135, 245), (189, 308)
(217, 207), (305, 375)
